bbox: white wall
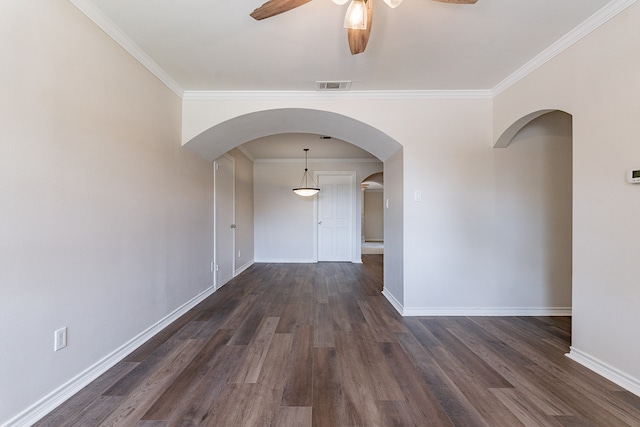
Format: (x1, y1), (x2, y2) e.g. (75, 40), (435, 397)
(383, 148), (404, 307)
(0, 1), (214, 424)
(400, 101), (573, 314)
(182, 96), (575, 314)
(494, 1), (640, 392)
(254, 160), (383, 262)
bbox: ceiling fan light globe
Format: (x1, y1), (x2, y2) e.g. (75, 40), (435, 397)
(383, 0), (402, 8)
(343, 0), (367, 30)
(332, 0), (350, 5)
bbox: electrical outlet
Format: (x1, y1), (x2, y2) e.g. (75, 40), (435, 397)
(238, 250), (241, 258)
(54, 327), (67, 352)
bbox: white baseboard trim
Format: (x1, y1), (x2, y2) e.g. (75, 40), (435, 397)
(401, 307), (572, 316)
(382, 289), (404, 315)
(254, 258), (317, 264)
(234, 260), (254, 276)
(2, 285), (216, 427)
(566, 347), (640, 398)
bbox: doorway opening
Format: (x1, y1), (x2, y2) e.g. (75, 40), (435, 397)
(496, 110), (573, 316)
(361, 172), (384, 255)
(184, 108), (404, 307)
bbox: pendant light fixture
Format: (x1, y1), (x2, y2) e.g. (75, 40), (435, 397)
(293, 148), (320, 197)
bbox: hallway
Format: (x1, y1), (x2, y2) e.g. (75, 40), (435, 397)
(37, 256), (640, 426)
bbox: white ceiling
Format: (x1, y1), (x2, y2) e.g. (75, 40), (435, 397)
(83, 0), (612, 91)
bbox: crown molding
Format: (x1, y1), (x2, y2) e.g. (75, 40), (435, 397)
(254, 158), (381, 163)
(182, 90), (493, 101)
(68, 0), (184, 98)
(492, 0), (638, 96)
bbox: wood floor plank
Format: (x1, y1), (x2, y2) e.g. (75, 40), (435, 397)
(32, 361), (138, 427)
(404, 317), (443, 348)
(137, 421), (168, 427)
(257, 333), (294, 388)
(141, 328), (234, 420)
(313, 302), (335, 348)
(334, 331), (404, 401)
(380, 342), (454, 426)
(331, 291), (367, 328)
(230, 316), (279, 383)
(490, 388), (565, 427)
(227, 299), (269, 345)
(202, 334), (294, 426)
(471, 315), (640, 419)
(123, 310), (201, 363)
(420, 317), (514, 389)
(426, 345), (524, 427)
(275, 296), (312, 334)
(312, 347), (347, 427)
(451, 318), (577, 416)
(396, 332), (490, 427)
(377, 400), (418, 427)
(281, 325), (313, 407)
(313, 277), (329, 304)
(99, 338), (205, 426)
(35, 256), (640, 427)
(358, 298), (402, 342)
(271, 406), (312, 427)
(169, 345), (245, 426)
(220, 293), (259, 330)
(104, 326), (202, 397)
(67, 395), (126, 427)
(526, 364), (635, 426)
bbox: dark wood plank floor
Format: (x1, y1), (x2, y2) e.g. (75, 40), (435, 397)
(36, 255), (640, 426)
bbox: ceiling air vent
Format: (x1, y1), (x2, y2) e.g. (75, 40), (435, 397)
(316, 81), (352, 91)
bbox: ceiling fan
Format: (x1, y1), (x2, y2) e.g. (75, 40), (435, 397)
(250, 0), (477, 55)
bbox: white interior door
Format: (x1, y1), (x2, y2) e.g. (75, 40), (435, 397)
(214, 155), (235, 288)
(317, 173), (353, 262)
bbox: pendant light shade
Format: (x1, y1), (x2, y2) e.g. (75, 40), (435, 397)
(344, 0), (367, 30)
(382, 0), (403, 8)
(293, 149), (320, 197)
(332, 0), (349, 5)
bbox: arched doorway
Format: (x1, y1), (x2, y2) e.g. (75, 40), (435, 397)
(183, 108), (403, 298)
(494, 110), (573, 315)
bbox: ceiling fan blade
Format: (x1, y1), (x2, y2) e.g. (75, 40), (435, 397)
(347, 0), (373, 55)
(432, 0), (477, 3)
(250, 0), (313, 20)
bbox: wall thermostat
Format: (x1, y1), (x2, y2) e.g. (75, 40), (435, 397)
(628, 169), (640, 184)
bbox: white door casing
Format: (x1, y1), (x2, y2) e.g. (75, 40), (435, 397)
(316, 172), (355, 262)
(214, 154), (235, 288)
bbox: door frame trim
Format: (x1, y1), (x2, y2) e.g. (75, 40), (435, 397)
(213, 153), (235, 289)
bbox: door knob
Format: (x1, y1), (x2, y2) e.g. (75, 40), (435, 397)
(231, 224), (236, 229)
(318, 221), (322, 225)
